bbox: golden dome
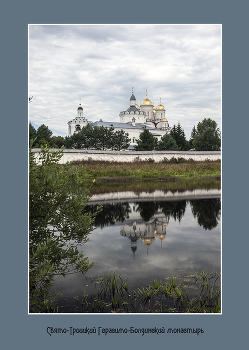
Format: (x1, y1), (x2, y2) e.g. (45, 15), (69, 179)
(156, 233), (166, 241)
(141, 237), (154, 247)
(141, 90), (153, 106)
(141, 96), (153, 106)
(153, 107), (156, 114)
(156, 98), (165, 111)
(163, 118), (168, 122)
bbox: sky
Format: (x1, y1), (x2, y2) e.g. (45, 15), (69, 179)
(29, 24), (221, 139)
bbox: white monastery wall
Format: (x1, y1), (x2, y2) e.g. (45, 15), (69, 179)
(32, 149), (221, 164)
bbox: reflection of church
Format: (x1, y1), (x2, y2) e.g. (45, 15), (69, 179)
(120, 211), (170, 258)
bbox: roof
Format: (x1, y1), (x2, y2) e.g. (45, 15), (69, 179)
(124, 105), (141, 113)
(89, 121), (156, 130)
(130, 93), (136, 100)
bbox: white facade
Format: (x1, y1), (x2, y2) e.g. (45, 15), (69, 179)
(67, 90), (171, 146)
(67, 103), (92, 136)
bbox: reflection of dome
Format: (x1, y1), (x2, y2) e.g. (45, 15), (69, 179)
(129, 235), (140, 259)
(142, 237), (154, 247)
(156, 232), (166, 247)
(156, 233), (166, 241)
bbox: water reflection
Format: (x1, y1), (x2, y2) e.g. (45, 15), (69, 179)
(85, 197), (221, 260)
(87, 198), (220, 231)
(190, 199), (221, 230)
(51, 192), (221, 311)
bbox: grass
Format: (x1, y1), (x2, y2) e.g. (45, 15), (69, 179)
(69, 159), (221, 182)
(52, 270), (221, 314)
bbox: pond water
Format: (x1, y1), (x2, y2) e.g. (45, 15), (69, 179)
(51, 189), (221, 313)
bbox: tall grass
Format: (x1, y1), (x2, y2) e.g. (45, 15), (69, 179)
(70, 159), (221, 181)
(57, 270), (221, 313)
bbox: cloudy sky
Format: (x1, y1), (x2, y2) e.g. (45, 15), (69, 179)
(29, 24), (221, 139)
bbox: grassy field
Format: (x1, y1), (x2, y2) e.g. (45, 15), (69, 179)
(70, 159), (221, 183)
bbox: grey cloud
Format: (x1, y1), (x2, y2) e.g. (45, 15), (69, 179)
(29, 24), (221, 138)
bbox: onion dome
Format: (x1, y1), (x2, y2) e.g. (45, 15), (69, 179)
(78, 100), (83, 110)
(153, 106), (156, 114)
(156, 98), (165, 111)
(141, 90), (153, 106)
(162, 117), (168, 122)
(156, 233), (166, 240)
(141, 237), (154, 248)
(130, 88), (136, 101)
(156, 232), (166, 247)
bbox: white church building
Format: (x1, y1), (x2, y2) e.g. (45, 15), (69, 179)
(67, 90), (171, 148)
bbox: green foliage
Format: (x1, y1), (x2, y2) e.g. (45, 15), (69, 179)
(29, 123), (36, 146)
(29, 123), (66, 149)
(134, 129), (158, 151)
(157, 134), (179, 151)
(170, 123), (189, 150)
(35, 124), (53, 146)
(29, 141), (101, 312)
(111, 129), (131, 151)
(50, 135), (66, 148)
(168, 157), (185, 164)
(189, 125), (197, 149)
(65, 125), (130, 150)
(93, 126), (115, 150)
(192, 118), (221, 151)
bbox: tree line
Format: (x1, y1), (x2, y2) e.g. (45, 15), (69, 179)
(29, 117), (220, 151)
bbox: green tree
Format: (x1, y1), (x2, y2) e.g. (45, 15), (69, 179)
(29, 142), (101, 312)
(170, 123), (189, 150)
(193, 118), (221, 151)
(93, 126), (114, 150)
(157, 133), (179, 151)
(35, 124), (53, 147)
(65, 128), (87, 149)
(189, 125), (197, 149)
(65, 125), (119, 150)
(134, 129), (158, 151)
(51, 136), (66, 148)
(29, 123), (36, 146)
(111, 130), (131, 151)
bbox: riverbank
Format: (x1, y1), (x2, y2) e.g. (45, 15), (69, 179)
(90, 177), (221, 195)
(70, 159), (221, 186)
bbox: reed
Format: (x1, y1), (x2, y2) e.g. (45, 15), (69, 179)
(63, 270), (221, 313)
(68, 159), (221, 182)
